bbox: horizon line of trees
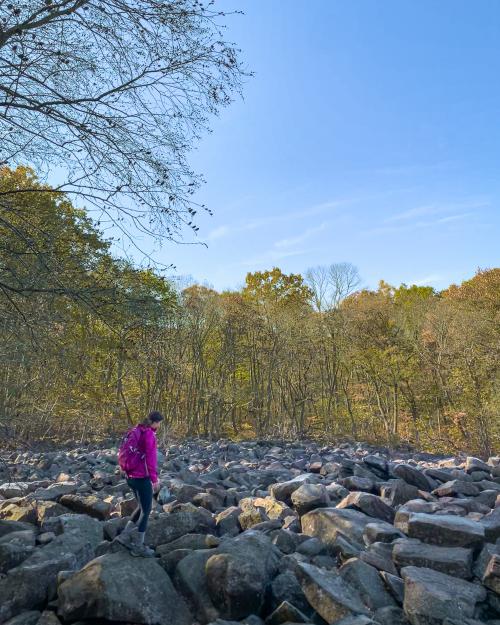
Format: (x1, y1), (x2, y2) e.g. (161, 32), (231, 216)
(1, 166), (498, 457)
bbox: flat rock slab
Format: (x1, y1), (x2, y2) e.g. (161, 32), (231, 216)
(405, 512), (485, 548)
(401, 566), (486, 625)
(393, 541), (473, 579)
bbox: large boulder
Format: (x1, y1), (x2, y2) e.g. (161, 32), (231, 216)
(392, 465), (431, 491)
(58, 494), (111, 521)
(339, 557), (395, 611)
(301, 507), (373, 550)
(291, 484), (329, 516)
(405, 513), (485, 548)
(0, 514), (102, 623)
(401, 566), (486, 625)
(482, 553), (500, 594)
(205, 532), (281, 620)
(147, 508), (215, 547)
(174, 549), (220, 624)
(393, 541), (473, 579)
(336, 492), (395, 524)
(269, 475), (314, 504)
(294, 561), (369, 622)
(58, 551), (191, 625)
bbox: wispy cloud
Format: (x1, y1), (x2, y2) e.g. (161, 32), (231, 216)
(204, 225), (231, 241)
(201, 199), (344, 244)
(274, 222), (329, 248)
(241, 248), (309, 267)
(387, 198), (489, 223)
(410, 274), (444, 286)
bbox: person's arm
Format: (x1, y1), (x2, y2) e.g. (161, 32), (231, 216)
(144, 429), (158, 484)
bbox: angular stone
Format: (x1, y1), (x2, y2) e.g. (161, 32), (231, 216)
(301, 507), (373, 550)
(339, 557), (395, 611)
(405, 513), (485, 548)
(269, 475), (314, 504)
(294, 561), (369, 622)
(0, 521), (34, 539)
(341, 476), (375, 493)
(337, 492), (395, 524)
(175, 549), (220, 624)
(58, 551), (191, 625)
(2, 611), (41, 625)
(401, 566), (486, 624)
(58, 494), (111, 521)
(393, 541), (473, 579)
(291, 484), (329, 516)
(147, 509), (215, 547)
(432, 480), (480, 498)
(28, 483), (79, 502)
(363, 522), (405, 545)
(465, 457), (491, 474)
(393, 465), (431, 491)
(265, 600), (309, 625)
(473, 542), (500, 580)
(481, 506), (500, 542)
(483, 553), (500, 593)
(215, 507), (241, 537)
(206, 532), (281, 620)
(380, 571), (404, 605)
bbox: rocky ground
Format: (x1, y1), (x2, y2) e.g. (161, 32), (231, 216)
(0, 439), (499, 625)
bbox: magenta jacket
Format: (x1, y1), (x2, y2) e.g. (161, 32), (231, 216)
(127, 424), (158, 483)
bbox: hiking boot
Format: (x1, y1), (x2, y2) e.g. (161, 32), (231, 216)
(114, 526), (138, 548)
(129, 542), (155, 558)
(114, 527), (155, 557)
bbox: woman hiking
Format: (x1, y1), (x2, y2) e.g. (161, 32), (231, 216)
(116, 410), (164, 557)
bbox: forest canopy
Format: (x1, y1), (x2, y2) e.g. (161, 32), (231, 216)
(1, 167), (498, 456)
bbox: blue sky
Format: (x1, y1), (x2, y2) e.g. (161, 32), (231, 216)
(138, 0), (499, 291)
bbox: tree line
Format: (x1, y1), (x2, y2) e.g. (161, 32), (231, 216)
(1, 167), (498, 456)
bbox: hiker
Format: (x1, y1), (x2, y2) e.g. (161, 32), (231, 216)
(116, 410), (164, 557)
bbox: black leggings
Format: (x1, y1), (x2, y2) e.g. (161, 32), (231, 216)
(127, 477), (153, 533)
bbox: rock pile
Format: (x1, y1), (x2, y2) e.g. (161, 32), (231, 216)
(0, 439), (499, 625)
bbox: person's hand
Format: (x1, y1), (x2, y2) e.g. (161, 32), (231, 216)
(152, 481), (161, 494)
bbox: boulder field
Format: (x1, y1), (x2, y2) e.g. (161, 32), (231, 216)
(0, 439), (499, 625)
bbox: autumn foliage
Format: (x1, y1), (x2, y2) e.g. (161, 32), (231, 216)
(0, 168), (498, 456)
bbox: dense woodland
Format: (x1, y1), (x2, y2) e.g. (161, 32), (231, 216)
(0, 166), (498, 456)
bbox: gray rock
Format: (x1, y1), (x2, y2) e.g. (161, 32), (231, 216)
(147, 508), (215, 547)
(339, 557), (396, 611)
(393, 465), (431, 491)
(175, 549), (220, 624)
(481, 507), (500, 543)
(405, 513), (485, 548)
(58, 494), (111, 520)
(2, 612), (41, 625)
(393, 541), (473, 579)
(363, 522), (405, 545)
(270, 570), (311, 615)
(482, 553), (500, 593)
(301, 507), (373, 551)
(58, 551), (192, 624)
(206, 532), (281, 620)
(465, 457), (491, 475)
(401, 566), (487, 625)
(270, 475), (314, 504)
(291, 484), (329, 516)
(337, 492), (395, 524)
(265, 600), (309, 625)
(380, 571), (404, 605)
(294, 561), (369, 622)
